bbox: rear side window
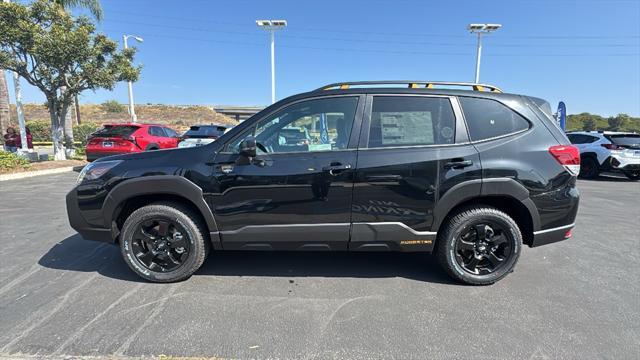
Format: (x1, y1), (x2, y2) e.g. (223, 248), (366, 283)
(93, 125), (139, 137)
(568, 134), (599, 144)
(368, 96), (456, 148)
(149, 126), (166, 137)
(460, 97), (530, 141)
(163, 127), (178, 137)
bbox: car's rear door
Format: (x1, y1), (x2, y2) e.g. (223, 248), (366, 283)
(350, 94), (481, 252)
(207, 95), (365, 251)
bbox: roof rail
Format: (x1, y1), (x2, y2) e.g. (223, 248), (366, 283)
(316, 81), (502, 93)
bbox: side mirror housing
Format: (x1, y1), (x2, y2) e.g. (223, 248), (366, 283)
(239, 136), (257, 158)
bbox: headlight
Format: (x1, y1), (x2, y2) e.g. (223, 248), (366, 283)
(77, 160), (123, 184)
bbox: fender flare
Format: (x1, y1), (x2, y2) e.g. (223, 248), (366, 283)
(432, 178), (541, 232)
(102, 175), (219, 235)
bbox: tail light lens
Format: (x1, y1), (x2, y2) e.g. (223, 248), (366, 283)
(602, 143), (623, 150)
(549, 145), (580, 176)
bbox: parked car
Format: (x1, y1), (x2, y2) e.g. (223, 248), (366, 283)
(567, 131), (640, 180)
(85, 123), (180, 161)
(178, 124), (227, 148)
(67, 81), (580, 285)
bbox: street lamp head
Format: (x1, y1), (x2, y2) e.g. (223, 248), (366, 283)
(133, 36), (144, 43)
(467, 23), (502, 33)
(256, 19), (287, 30)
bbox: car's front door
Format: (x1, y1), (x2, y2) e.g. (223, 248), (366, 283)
(207, 95), (365, 251)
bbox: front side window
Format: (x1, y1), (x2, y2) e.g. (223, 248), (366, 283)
(164, 127), (178, 138)
(227, 96), (358, 154)
(460, 97), (530, 141)
(367, 96), (456, 148)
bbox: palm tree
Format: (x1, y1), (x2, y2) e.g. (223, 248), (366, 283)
(0, 72), (9, 138)
(54, 0), (103, 20)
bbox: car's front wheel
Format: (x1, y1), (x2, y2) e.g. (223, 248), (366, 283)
(120, 202), (209, 282)
(436, 206), (522, 285)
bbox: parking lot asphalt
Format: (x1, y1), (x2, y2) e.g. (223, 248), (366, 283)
(0, 172), (638, 360)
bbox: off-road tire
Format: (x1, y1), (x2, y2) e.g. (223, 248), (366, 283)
(120, 202), (209, 283)
(435, 206), (522, 285)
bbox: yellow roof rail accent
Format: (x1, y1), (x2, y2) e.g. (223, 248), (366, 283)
(316, 81), (502, 93)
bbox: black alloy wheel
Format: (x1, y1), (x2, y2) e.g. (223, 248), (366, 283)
(454, 222), (513, 275)
(131, 219), (190, 272)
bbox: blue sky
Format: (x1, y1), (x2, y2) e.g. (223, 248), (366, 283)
(6, 0), (640, 116)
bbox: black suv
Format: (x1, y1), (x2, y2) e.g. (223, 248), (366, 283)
(66, 81), (580, 285)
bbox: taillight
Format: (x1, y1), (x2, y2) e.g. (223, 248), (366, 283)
(549, 145), (580, 176)
(602, 143), (623, 150)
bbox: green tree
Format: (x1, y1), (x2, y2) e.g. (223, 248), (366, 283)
(583, 117), (597, 131)
(608, 113), (629, 131)
(0, 0), (139, 159)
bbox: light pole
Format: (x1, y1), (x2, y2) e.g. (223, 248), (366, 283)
(467, 24), (502, 83)
(256, 20), (287, 104)
(123, 34), (143, 122)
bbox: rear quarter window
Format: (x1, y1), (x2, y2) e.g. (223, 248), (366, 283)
(459, 97), (530, 141)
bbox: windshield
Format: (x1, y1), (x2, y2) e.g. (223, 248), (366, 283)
(92, 125), (139, 137)
(184, 126), (226, 138)
(607, 134), (640, 147)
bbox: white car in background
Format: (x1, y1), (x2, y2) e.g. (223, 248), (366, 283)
(567, 131), (640, 180)
(178, 124), (228, 148)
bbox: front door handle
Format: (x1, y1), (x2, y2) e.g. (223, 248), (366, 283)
(322, 163), (352, 176)
(444, 159), (473, 169)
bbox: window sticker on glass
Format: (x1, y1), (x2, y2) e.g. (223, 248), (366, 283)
(380, 112), (434, 146)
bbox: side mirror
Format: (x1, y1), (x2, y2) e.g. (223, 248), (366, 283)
(239, 136), (257, 158)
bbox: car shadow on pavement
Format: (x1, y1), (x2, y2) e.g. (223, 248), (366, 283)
(38, 234), (455, 284)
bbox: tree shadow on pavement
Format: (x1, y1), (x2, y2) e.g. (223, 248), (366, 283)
(39, 234), (455, 284)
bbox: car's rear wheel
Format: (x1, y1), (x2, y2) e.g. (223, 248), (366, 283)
(624, 170), (640, 181)
(120, 202), (209, 282)
(436, 206), (522, 285)
(579, 157), (599, 179)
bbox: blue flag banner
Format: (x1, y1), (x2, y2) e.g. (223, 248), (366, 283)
(557, 101), (566, 131)
(319, 113), (329, 144)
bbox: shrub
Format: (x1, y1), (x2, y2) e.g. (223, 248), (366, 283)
(25, 120), (51, 142)
(0, 151), (31, 172)
(101, 100), (125, 113)
(73, 123), (101, 146)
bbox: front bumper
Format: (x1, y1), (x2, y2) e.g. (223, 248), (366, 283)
(66, 188), (115, 243)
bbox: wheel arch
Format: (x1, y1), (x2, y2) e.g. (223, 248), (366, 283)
(433, 178), (540, 246)
(103, 176), (220, 244)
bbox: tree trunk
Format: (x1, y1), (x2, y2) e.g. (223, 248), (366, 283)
(61, 86), (75, 157)
(0, 70), (10, 137)
(74, 93), (81, 125)
(48, 98), (67, 160)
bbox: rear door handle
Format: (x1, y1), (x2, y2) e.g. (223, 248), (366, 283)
(444, 159), (473, 169)
(322, 163), (352, 176)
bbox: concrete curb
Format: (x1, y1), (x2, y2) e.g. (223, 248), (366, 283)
(0, 166), (76, 182)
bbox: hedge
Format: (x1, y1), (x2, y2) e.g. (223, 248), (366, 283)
(25, 121), (101, 146)
(0, 151), (31, 172)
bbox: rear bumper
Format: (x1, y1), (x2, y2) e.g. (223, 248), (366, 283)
(531, 223), (574, 247)
(66, 188), (115, 243)
(602, 155), (640, 172)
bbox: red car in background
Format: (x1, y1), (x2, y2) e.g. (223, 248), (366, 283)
(85, 123), (180, 161)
